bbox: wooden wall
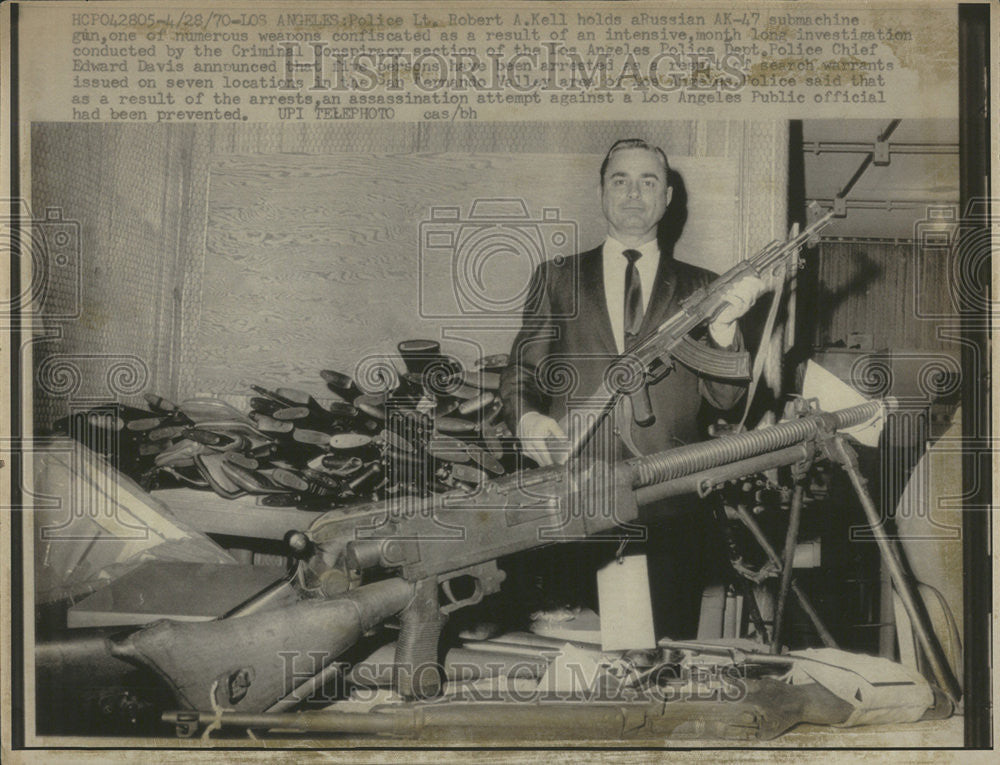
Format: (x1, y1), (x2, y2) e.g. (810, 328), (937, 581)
(808, 239), (957, 351)
(29, 124), (195, 429)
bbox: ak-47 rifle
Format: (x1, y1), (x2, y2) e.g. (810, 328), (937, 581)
(560, 201), (835, 458)
(562, 117), (906, 460)
(108, 398), (962, 718)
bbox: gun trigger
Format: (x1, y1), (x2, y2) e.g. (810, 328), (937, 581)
(440, 577), (484, 615)
(437, 562), (506, 614)
(615, 537), (628, 563)
(647, 356), (672, 383)
(672, 336), (751, 380)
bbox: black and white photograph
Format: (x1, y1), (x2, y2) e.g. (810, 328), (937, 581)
(1, 0), (994, 759)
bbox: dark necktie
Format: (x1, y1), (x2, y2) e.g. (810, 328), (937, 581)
(622, 248), (643, 349)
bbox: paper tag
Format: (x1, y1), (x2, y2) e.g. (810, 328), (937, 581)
(597, 554), (656, 651)
(801, 360), (882, 447)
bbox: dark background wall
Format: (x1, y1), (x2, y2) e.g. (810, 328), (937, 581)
(798, 118), (960, 352)
(809, 240), (957, 351)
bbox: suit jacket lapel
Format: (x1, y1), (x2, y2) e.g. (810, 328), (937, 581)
(579, 247), (617, 355)
(637, 251), (678, 339)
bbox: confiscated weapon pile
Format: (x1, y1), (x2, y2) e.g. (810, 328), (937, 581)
(53, 349), (514, 511)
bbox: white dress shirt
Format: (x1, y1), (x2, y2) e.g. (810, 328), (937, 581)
(602, 237), (661, 353)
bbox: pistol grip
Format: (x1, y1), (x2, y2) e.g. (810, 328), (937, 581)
(629, 387), (655, 427)
(394, 578), (446, 699)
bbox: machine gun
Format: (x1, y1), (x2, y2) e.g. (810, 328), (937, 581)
(109, 397), (959, 718)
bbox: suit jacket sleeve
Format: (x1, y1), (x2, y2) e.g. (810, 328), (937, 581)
(684, 262), (749, 413)
(695, 323), (749, 412)
(499, 262), (556, 433)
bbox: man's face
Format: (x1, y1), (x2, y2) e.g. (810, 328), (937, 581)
(601, 147), (672, 244)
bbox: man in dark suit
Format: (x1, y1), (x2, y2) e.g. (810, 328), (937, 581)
(498, 138), (765, 636)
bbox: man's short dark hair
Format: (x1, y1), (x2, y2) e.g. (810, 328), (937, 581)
(599, 138), (671, 188)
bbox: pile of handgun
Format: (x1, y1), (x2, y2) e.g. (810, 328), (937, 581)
(53, 346), (514, 510)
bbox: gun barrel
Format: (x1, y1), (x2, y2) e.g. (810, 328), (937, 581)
(162, 693), (800, 739)
(628, 400), (889, 490)
(313, 401), (889, 554)
(634, 443), (812, 506)
(161, 700), (665, 739)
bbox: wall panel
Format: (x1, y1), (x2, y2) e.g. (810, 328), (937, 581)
(811, 240), (956, 351)
(30, 124), (193, 430)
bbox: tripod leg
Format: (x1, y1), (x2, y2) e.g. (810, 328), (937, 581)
(735, 573), (770, 644)
(735, 505), (838, 649)
(708, 501), (770, 643)
(771, 482), (805, 653)
(827, 434), (962, 703)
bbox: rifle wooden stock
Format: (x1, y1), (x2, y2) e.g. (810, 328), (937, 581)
(111, 578), (412, 713)
(163, 676), (875, 740)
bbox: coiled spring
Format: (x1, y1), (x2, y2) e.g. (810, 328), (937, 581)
(628, 400), (887, 489)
